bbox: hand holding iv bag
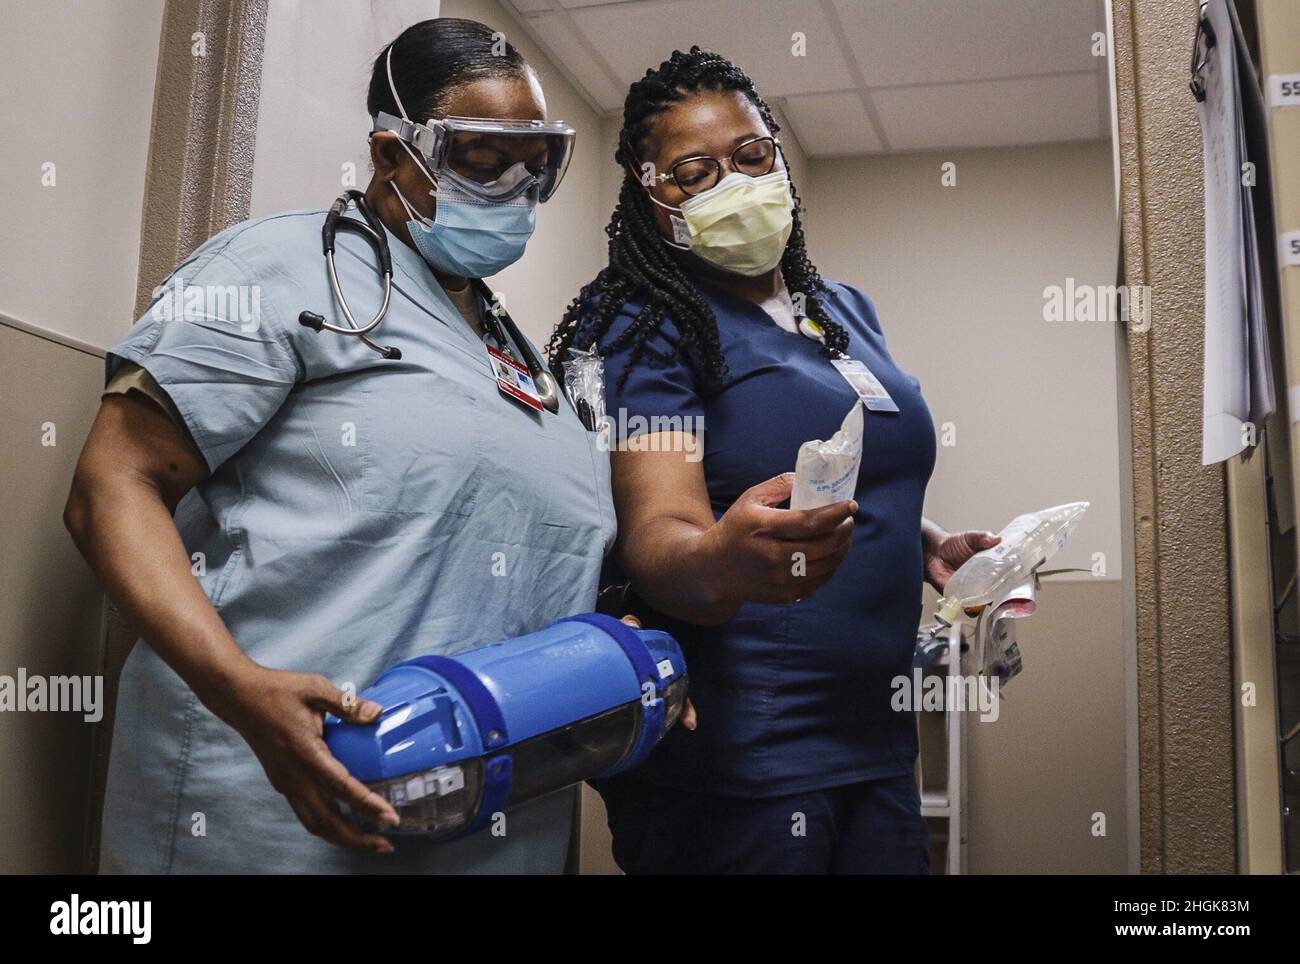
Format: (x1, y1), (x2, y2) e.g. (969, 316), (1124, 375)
(932, 502), (1089, 627)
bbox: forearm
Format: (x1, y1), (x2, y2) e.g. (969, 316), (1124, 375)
(65, 474), (255, 717)
(619, 517), (737, 626)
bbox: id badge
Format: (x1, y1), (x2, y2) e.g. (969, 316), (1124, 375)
(487, 343), (544, 412)
(830, 358), (899, 412)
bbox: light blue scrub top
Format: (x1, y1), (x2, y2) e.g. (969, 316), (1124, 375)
(99, 208), (615, 874)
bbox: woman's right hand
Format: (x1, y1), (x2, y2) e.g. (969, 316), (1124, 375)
(64, 394), (400, 855)
(214, 664), (401, 854)
(701, 473), (856, 608)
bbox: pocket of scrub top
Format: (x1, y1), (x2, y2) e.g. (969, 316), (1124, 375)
(355, 374), (486, 517)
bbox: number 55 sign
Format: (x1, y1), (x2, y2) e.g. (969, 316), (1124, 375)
(1269, 73), (1300, 107)
(1281, 231), (1300, 269)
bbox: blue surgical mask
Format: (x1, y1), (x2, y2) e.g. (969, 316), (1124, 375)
(391, 165), (537, 278)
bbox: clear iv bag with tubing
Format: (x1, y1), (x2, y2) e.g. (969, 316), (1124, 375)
(933, 502), (1089, 627)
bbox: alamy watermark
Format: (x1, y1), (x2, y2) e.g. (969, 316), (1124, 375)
(50, 894), (150, 944)
(890, 668), (1001, 723)
(591, 409), (705, 462)
(1043, 278), (1151, 332)
(151, 275), (262, 332)
(0, 669), (102, 722)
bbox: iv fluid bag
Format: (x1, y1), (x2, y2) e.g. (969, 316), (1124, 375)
(933, 502), (1089, 626)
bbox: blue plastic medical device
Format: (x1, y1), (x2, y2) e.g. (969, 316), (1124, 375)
(325, 613), (688, 839)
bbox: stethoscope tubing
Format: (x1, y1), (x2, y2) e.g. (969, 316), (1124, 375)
(302, 191), (561, 413)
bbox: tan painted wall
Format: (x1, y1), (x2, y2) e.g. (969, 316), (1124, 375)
(963, 580), (1129, 873)
(249, 0), (446, 219)
(0, 0), (163, 348)
(0, 0), (164, 873)
(0, 327), (107, 872)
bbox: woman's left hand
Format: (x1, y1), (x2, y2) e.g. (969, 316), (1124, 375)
(924, 530), (1001, 593)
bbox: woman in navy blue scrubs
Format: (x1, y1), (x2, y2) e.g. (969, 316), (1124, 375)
(549, 47), (998, 874)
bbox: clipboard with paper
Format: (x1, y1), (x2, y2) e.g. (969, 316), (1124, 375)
(1192, 0), (1278, 465)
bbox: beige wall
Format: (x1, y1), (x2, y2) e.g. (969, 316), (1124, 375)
(0, 0), (164, 873)
(803, 141), (1129, 873)
(249, 0), (441, 219)
(0, 0), (163, 350)
(964, 580), (1129, 873)
(0, 328), (107, 872)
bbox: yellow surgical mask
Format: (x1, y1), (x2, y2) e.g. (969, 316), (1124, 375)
(654, 171), (795, 276)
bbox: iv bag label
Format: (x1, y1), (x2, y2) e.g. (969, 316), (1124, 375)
(1268, 73), (1300, 108)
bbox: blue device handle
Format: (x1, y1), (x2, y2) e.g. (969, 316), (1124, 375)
(400, 654), (513, 835)
(557, 613), (666, 771)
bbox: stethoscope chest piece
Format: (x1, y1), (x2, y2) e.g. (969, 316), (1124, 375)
(532, 369), (561, 414)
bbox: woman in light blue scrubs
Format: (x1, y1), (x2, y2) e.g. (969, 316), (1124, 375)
(63, 19), (614, 873)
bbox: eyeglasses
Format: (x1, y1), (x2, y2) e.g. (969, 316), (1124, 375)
(652, 136), (781, 196)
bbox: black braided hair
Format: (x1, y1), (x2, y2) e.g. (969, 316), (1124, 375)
(367, 20), (529, 124)
(546, 46), (847, 392)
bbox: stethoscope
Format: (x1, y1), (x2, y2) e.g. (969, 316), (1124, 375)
(298, 189), (561, 414)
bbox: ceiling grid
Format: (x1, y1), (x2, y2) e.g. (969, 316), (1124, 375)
(501, 0), (1110, 157)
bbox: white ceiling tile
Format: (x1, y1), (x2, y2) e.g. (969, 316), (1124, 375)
(526, 11), (628, 112)
(503, 0), (1111, 156)
(503, 0), (558, 14)
(568, 0), (855, 98)
(780, 92), (882, 156)
(831, 0), (1105, 87)
(509, 0), (648, 10)
(872, 72), (1102, 153)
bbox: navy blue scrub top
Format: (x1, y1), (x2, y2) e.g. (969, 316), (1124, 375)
(595, 280), (937, 797)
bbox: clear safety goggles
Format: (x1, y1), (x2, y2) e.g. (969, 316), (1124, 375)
(372, 111), (575, 203)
